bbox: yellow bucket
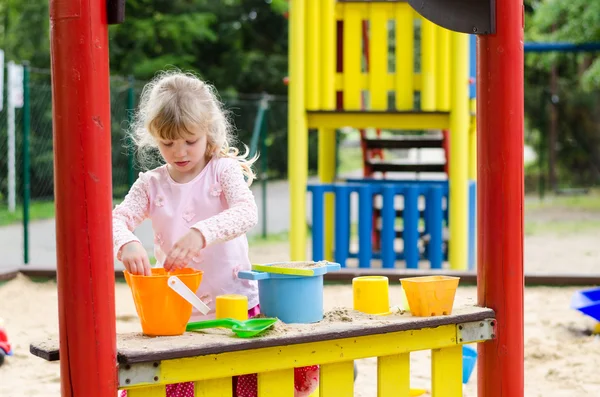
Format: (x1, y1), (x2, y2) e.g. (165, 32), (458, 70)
(216, 294), (248, 320)
(352, 276), (390, 315)
(124, 268), (203, 336)
(400, 276), (459, 317)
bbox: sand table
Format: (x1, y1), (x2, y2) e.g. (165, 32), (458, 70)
(31, 304), (493, 364)
(2, 273), (600, 396)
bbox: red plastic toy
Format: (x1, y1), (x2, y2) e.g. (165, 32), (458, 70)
(0, 323), (13, 366)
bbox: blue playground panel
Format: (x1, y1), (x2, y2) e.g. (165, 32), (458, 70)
(307, 179), (476, 270)
(571, 287), (600, 322)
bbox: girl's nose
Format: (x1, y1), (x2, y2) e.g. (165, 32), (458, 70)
(174, 146), (186, 157)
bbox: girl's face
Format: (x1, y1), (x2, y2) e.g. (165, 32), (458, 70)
(157, 126), (209, 181)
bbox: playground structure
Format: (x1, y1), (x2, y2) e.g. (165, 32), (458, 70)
(28, 0), (523, 396)
(288, 1), (478, 271)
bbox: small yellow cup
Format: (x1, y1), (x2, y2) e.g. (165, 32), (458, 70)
(215, 294), (248, 320)
(352, 276), (390, 315)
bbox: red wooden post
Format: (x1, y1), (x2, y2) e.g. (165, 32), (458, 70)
(477, 0), (524, 396)
(49, 0), (117, 395)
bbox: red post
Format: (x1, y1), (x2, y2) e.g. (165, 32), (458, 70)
(49, 0), (117, 395)
(477, 0), (524, 396)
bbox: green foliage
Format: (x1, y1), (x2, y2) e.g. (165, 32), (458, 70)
(522, 0), (600, 190)
(526, 0), (600, 91)
(108, 0), (289, 94)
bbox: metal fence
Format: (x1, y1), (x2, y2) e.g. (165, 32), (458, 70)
(0, 67), (301, 266)
(0, 68), (294, 206)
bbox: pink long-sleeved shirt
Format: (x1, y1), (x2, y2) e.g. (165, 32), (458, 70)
(113, 156), (259, 320)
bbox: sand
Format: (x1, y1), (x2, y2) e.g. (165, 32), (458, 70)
(2, 277), (600, 396)
(2, 205), (600, 396)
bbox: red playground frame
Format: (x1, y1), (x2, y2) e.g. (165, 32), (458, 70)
(47, 1), (524, 396)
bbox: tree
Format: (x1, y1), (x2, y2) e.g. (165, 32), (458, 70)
(523, 0), (600, 191)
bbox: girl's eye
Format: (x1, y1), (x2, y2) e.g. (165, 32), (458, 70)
(186, 140), (198, 145)
(161, 142), (173, 147)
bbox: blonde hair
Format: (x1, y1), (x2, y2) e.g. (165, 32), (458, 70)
(130, 70), (257, 184)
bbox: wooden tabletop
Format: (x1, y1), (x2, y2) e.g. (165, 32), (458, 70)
(31, 305), (494, 364)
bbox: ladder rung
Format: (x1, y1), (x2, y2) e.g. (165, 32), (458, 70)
(364, 137), (444, 149)
(367, 161), (446, 173)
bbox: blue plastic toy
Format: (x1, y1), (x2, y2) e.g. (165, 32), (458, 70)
(571, 287), (600, 322)
(238, 261), (341, 324)
(462, 345), (477, 384)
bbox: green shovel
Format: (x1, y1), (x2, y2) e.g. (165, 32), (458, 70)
(186, 317), (278, 338)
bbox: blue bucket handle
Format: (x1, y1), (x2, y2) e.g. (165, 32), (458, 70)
(237, 271), (271, 281)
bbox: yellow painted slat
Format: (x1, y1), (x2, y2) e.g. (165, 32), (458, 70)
(448, 31), (470, 271)
(320, 361), (354, 397)
(377, 354), (410, 397)
(258, 369), (295, 397)
(288, 0), (307, 261)
(342, 3), (363, 110)
(368, 3), (389, 110)
(305, 0), (320, 110)
(335, 73), (421, 92)
(420, 17), (437, 111)
(395, 3), (414, 110)
(436, 27), (451, 111)
(159, 325), (459, 384)
(318, 128), (336, 260)
(307, 111), (450, 130)
(126, 385), (166, 397)
(195, 377), (232, 397)
(320, 0), (336, 110)
(335, 2), (370, 19)
(431, 346), (463, 397)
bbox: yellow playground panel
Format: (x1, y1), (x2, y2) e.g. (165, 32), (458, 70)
(31, 306), (495, 396)
(288, 0), (477, 270)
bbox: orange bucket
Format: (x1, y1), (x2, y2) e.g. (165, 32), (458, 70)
(124, 268), (203, 336)
(400, 275), (459, 317)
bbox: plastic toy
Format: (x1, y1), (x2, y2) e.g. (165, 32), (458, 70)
(186, 318), (278, 338)
(401, 275), (460, 317)
(0, 320), (13, 367)
(124, 268), (203, 336)
(238, 261), (341, 324)
(571, 287), (600, 332)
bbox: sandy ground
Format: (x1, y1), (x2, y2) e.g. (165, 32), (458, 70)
(2, 204), (600, 396)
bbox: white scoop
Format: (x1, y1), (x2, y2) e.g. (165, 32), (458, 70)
(167, 275), (210, 315)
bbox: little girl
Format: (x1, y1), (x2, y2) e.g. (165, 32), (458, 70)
(112, 71), (318, 397)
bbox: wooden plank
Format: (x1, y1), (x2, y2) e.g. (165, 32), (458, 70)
(7, 268), (599, 288)
(368, 2), (390, 110)
(30, 305), (494, 364)
(377, 353), (410, 396)
(363, 137), (444, 149)
(367, 162), (446, 173)
(258, 369), (294, 397)
(320, 361), (354, 396)
(127, 385), (166, 397)
(431, 345), (462, 397)
(342, 3), (363, 110)
(307, 110), (450, 130)
(195, 377), (233, 397)
(0, 269), (19, 281)
(9, 268), (600, 284)
(156, 325), (460, 384)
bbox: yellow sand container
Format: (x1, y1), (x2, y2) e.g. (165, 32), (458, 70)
(216, 294), (249, 321)
(352, 276), (390, 315)
(400, 275), (460, 317)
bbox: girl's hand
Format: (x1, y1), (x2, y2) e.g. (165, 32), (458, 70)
(164, 228), (205, 272)
(120, 241), (151, 276)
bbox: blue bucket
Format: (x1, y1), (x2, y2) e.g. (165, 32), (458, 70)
(462, 345), (477, 384)
(238, 262), (341, 324)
